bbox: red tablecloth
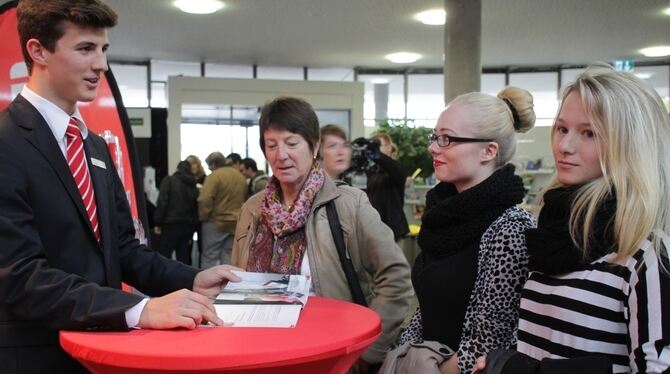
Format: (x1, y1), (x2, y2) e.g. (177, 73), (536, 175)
(60, 297), (381, 374)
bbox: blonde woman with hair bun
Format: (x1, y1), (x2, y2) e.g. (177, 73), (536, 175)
(475, 63), (670, 374)
(385, 86), (536, 374)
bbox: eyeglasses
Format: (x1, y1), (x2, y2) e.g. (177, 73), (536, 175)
(427, 133), (493, 148)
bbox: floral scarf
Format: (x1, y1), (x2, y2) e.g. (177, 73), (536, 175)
(247, 163), (325, 274)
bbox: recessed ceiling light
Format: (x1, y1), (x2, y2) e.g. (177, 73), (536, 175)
(414, 9), (446, 25)
(662, 7), (670, 16)
(634, 72), (653, 79)
(385, 52), (421, 64)
(639, 46), (670, 57)
(174, 0), (224, 15)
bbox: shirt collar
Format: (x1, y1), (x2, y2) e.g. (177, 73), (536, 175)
(20, 86), (89, 140)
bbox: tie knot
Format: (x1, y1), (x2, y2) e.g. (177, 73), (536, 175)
(66, 118), (81, 138)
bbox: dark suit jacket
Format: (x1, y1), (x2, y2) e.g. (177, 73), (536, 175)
(0, 95), (198, 349)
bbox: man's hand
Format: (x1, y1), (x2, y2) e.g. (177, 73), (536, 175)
(193, 264), (242, 299)
(137, 289), (223, 329)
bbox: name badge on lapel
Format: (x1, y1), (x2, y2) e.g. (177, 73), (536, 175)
(91, 158), (106, 169)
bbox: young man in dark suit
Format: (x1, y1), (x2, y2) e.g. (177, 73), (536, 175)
(0, 1), (240, 373)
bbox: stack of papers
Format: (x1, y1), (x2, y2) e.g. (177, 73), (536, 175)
(214, 271), (310, 328)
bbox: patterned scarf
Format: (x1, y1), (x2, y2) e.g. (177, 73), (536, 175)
(247, 163), (325, 274)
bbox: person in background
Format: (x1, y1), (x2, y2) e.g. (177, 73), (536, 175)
(186, 154), (206, 264)
(364, 132), (409, 241)
(226, 152), (243, 173)
(320, 123), (352, 182)
(241, 157), (268, 199)
(231, 97), (412, 373)
(0, 1), (240, 372)
(154, 160), (198, 265)
(474, 64), (670, 374)
(199, 152), (247, 268)
(392, 86), (536, 374)
(186, 154), (206, 186)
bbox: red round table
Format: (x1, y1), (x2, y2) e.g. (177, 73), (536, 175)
(60, 297), (381, 374)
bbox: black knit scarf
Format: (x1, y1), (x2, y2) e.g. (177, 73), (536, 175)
(525, 186), (617, 275)
(417, 164), (526, 258)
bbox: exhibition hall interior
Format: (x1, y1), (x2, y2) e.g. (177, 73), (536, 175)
(1, 1), (669, 373)
(8, 0), (662, 205)
(1, 0), (668, 198)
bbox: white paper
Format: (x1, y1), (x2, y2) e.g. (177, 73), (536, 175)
(214, 271), (310, 328)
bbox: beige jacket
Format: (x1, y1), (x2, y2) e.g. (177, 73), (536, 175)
(198, 166), (247, 233)
(232, 176), (413, 363)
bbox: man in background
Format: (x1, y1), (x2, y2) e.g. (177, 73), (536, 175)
(199, 152), (247, 268)
(154, 160), (198, 265)
(241, 157), (268, 199)
(226, 152), (243, 173)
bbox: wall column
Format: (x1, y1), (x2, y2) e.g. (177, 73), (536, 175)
(444, 0), (482, 103)
(374, 82), (389, 125)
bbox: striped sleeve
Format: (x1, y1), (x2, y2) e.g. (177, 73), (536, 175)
(628, 245), (670, 373)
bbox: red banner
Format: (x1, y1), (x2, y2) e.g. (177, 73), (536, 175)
(0, 2), (147, 242)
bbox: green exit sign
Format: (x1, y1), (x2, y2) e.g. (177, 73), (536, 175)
(613, 60), (634, 72)
(129, 118), (144, 126)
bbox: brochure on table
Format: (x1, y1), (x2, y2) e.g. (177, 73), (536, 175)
(214, 271), (310, 328)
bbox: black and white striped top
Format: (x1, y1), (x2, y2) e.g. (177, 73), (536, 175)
(517, 239), (670, 373)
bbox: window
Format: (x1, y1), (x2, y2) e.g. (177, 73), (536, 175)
(407, 74), (443, 128)
(256, 66), (303, 80)
(509, 72), (559, 127)
(109, 63), (148, 107)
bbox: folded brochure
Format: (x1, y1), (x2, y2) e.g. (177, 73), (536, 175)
(213, 270), (310, 327)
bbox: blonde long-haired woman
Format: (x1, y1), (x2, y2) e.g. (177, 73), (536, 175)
(475, 64), (670, 373)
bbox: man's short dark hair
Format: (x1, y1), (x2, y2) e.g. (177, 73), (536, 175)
(226, 153), (242, 164)
(17, 0), (118, 73)
(176, 160), (192, 174)
(205, 152), (227, 169)
(241, 158), (258, 172)
(259, 97), (320, 155)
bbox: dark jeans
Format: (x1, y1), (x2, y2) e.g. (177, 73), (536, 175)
(158, 222), (193, 265)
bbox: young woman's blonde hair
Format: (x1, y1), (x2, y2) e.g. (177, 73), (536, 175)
(542, 63), (670, 266)
(450, 86), (536, 167)
(185, 155), (205, 180)
(372, 132), (399, 160)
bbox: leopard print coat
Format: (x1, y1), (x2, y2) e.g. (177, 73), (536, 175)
(398, 206), (534, 373)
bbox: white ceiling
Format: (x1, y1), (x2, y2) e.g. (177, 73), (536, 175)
(2, 0), (669, 69)
(93, 0), (670, 69)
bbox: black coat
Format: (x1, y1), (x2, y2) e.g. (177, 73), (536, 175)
(366, 153), (409, 238)
(154, 170), (198, 227)
(0, 95), (197, 368)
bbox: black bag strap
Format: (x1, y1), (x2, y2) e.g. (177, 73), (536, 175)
(325, 199), (367, 306)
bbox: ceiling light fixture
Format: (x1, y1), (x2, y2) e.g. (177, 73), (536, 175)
(663, 7), (670, 16)
(639, 46), (670, 57)
(634, 72), (653, 79)
(385, 52), (421, 64)
(414, 9), (446, 25)
(174, 0), (224, 15)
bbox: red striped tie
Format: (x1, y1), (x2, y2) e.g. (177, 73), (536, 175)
(66, 118), (101, 242)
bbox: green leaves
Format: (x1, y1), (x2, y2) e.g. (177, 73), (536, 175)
(376, 119), (434, 180)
